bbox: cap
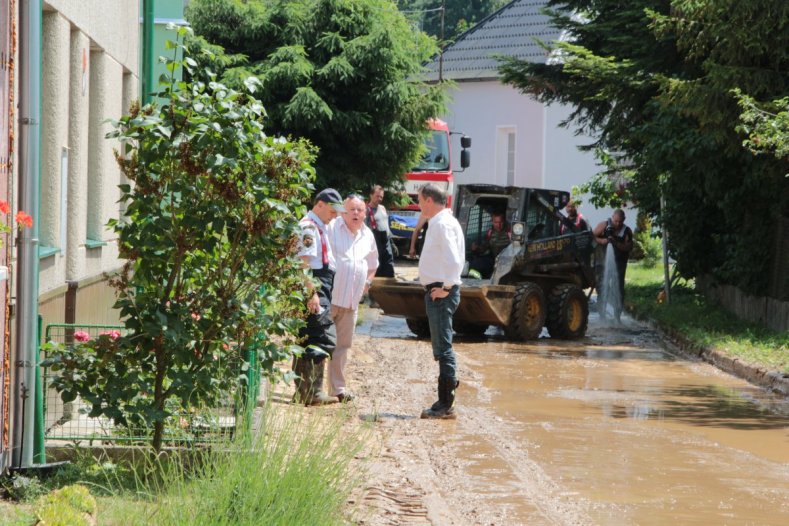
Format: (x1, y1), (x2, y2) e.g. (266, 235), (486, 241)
(315, 188), (345, 212)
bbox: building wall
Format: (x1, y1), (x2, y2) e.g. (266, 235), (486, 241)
(544, 103), (614, 228)
(441, 80), (614, 228)
(42, 1), (139, 77)
(0, 0), (14, 476)
(442, 81), (545, 188)
(38, 1), (139, 324)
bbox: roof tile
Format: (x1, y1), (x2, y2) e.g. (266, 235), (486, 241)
(424, 0), (560, 81)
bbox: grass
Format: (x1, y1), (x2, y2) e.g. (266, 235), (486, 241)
(625, 261), (789, 374)
(1, 400), (369, 526)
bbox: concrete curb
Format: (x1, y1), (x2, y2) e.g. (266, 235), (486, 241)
(627, 307), (789, 397)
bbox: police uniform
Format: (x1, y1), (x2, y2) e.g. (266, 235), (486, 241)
(297, 210), (337, 361)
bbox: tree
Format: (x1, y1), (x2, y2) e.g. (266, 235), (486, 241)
(186, 0), (447, 193)
(735, 92), (789, 162)
(397, 0), (509, 42)
(44, 29), (314, 451)
(498, 0), (789, 296)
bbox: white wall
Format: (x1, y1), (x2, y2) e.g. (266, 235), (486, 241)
(38, 2), (139, 296)
(43, 1), (140, 76)
(544, 103), (614, 228)
(441, 80), (615, 229)
(442, 81), (544, 188)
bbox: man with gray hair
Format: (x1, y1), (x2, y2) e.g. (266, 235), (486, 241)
(327, 194), (378, 402)
(417, 183), (465, 419)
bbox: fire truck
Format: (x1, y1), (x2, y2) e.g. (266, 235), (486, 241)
(388, 119), (470, 256)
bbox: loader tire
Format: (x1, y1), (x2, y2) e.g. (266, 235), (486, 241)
(406, 318), (430, 339)
(546, 283), (588, 339)
(505, 282), (546, 341)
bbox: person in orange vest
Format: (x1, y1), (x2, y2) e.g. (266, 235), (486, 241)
(561, 200), (589, 234)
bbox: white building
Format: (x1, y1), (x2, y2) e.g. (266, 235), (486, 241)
(37, 1), (140, 326)
(425, 0), (614, 228)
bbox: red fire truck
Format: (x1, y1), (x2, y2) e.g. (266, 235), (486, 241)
(388, 119), (470, 255)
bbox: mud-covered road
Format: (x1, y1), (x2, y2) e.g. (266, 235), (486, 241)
(314, 301), (789, 525)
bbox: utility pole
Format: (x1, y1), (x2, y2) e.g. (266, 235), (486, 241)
(438, 0), (445, 82)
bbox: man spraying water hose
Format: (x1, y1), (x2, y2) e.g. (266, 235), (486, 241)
(593, 209), (633, 322)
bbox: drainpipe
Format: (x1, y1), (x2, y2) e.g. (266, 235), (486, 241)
(142, 0), (154, 105)
(12, 0), (42, 469)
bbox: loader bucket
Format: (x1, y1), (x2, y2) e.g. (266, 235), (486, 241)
(369, 278), (516, 327)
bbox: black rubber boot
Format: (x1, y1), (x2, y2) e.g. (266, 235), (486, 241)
(308, 359), (338, 406)
(291, 357), (310, 404)
(292, 358), (337, 406)
(421, 376), (458, 419)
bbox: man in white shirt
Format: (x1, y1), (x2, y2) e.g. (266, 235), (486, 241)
(328, 194), (379, 402)
(417, 183), (465, 419)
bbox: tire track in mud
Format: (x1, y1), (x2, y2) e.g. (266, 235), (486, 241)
(359, 483), (431, 524)
(442, 379), (594, 525)
(348, 312), (594, 525)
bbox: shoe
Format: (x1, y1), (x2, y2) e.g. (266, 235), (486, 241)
(420, 376), (458, 419)
(337, 392), (355, 403)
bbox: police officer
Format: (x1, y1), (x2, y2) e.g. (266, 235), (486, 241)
(293, 188), (346, 405)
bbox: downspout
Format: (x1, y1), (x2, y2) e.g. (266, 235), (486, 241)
(142, 0), (154, 105)
(12, 0), (41, 469)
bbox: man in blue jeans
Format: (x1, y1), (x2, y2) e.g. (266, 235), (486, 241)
(417, 183), (465, 419)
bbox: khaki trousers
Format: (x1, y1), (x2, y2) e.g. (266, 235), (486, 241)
(329, 305), (357, 396)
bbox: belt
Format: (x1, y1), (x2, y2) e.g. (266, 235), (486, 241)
(424, 282), (460, 292)
(424, 282), (443, 292)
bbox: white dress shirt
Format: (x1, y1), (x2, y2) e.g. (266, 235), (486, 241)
(418, 208), (465, 287)
(327, 217), (379, 309)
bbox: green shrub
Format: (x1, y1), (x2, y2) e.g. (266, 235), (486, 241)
(35, 485), (96, 526)
(635, 230), (662, 268)
(43, 27), (313, 452)
(1, 474), (47, 503)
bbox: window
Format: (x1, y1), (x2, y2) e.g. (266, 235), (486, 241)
(496, 126), (516, 185)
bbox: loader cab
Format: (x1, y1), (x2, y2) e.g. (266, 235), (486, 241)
(521, 189), (570, 241)
(455, 185), (570, 247)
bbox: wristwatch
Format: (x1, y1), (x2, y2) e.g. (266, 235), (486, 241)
(441, 284), (453, 291)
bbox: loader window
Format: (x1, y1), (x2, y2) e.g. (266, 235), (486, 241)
(465, 205), (488, 248)
(464, 199), (509, 247)
(525, 194), (561, 240)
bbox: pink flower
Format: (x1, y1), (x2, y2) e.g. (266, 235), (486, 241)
(99, 330), (121, 340)
(191, 312), (201, 321)
(16, 211), (33, 228)
(74, 330), (91, 342)
(0, 201), (9, 214)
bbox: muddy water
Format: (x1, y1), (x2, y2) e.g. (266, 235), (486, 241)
(424, 314), (789, 525)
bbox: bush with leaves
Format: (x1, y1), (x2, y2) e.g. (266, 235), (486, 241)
(44, 28), (315, 451)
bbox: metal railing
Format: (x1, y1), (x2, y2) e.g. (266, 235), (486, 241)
(41, 323), (260, 445)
